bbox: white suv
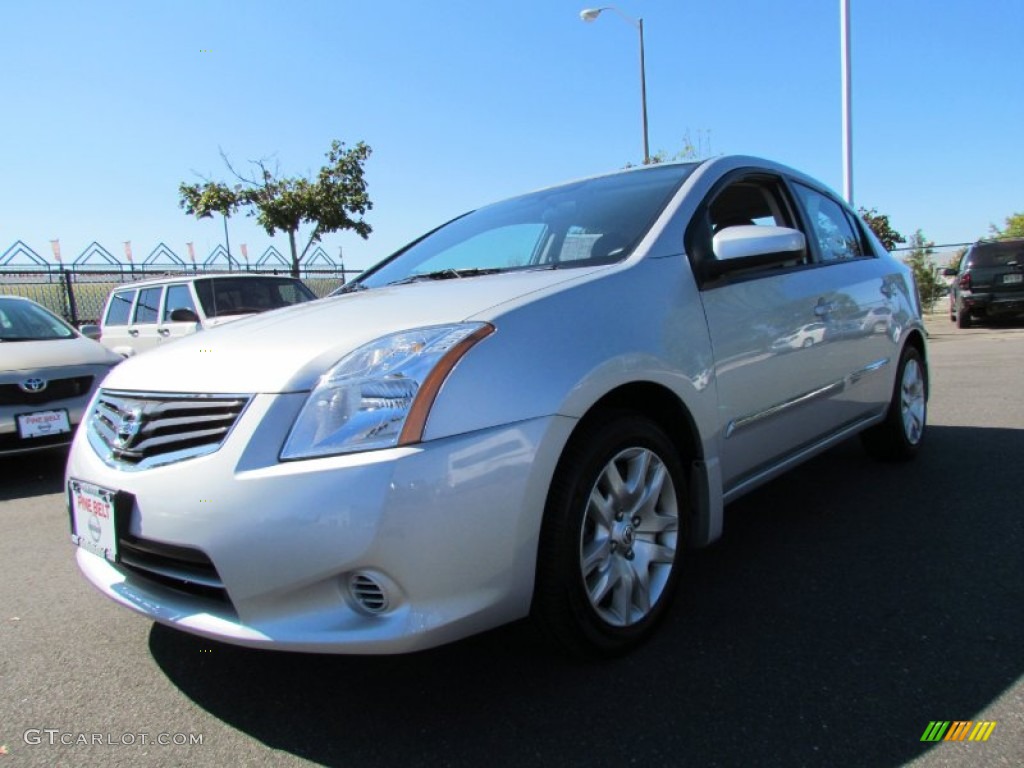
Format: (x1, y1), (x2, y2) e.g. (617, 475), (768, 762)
(97, 274), (316, 356)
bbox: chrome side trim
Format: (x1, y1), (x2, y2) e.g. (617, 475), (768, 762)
(846, 357), (889, 385)
(726, 381), (844, 438)
(725, 357), (890, 439)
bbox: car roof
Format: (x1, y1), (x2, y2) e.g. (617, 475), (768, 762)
(970, 237), (1024, 250)
(110, 273), (301, 290)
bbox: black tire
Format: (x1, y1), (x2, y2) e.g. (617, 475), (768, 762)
(956, 302), (971, 328)
(861, 345), (927, 462)
(801, 337), (814, 348)
(532, 412), (687, 657)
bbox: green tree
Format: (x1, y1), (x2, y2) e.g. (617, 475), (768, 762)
(989, 211), (1024, 239)
(858, 207), (906, 251)
(903, 229), (942, 312)
(634, 128), (714, 167)
(948, 246), (968, 273)
(179, 139), (372, 277)
(178, 180), (244, 263)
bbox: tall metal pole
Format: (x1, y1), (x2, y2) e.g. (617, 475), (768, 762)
(638, 17), (650, 164)
(581, 7), (650, 165)
(222, 213), (233, 272)
(840, 0), (853, 204)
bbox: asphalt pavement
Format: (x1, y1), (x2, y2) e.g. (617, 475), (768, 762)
(1, 314), (1021, 768)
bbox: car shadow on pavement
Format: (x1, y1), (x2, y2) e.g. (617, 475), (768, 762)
(149, 425), (1023, 767)
(0, 449), (67, 501)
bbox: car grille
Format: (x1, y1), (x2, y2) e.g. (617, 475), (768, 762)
(87, 390), (250, 469)
(0, 376), (94, 406)
(118, 535), (232, 605)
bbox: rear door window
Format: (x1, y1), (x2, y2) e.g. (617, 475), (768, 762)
(133, 287), (162, 324)
(105, 289), (136, 326)
(792, 183), (863, 262)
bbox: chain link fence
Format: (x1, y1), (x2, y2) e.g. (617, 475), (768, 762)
(0, 266), (356, 327)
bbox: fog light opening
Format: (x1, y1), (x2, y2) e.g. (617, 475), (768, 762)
(347, 572), (390, 614)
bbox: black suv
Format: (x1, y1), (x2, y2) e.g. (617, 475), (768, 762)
(945, 238), (1024, 328)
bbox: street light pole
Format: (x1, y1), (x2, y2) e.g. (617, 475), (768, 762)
(840, 0), (853, 204)
(581, 7), (650, 165)
(638, 17), (649, 165)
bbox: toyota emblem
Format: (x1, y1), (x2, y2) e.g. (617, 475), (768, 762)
(19, 378), (47, 393)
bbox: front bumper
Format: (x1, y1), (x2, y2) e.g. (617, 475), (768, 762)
(1, 363), (111, 456)
(67, 391), (572, 653)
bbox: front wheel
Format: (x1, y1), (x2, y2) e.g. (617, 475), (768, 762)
(533, 413), (687, 657)
(861, 345), (927, 461)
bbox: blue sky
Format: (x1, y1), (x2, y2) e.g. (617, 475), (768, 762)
(2, 0), (1021, 271)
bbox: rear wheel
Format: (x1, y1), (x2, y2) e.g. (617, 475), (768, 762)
(533, 413), (687, 657)
(956, 301), (972, 328)
(861, 345), (927, 461)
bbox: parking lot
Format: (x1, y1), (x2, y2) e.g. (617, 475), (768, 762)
(1, 316), (1021, 768)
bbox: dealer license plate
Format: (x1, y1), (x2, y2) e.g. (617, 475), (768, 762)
(1002, 273), (1023, 284)
(16, 409), (70, 439)
(69, 480), (119, 562)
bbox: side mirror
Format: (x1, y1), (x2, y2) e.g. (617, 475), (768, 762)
(704, 225), (806, 280)
(80, 324), (101, 340)
(941, 268), (958, 277)
(169, 307), (200, 323)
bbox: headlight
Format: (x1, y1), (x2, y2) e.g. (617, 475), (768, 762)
(280, 323), (493, 459)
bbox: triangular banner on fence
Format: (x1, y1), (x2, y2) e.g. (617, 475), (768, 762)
(0, 240), (48, 267)
(203, 245), (240, 271)
(256, 245), (289, 269)
(73, 242), (120, 268)
(143, 242), (185, 267)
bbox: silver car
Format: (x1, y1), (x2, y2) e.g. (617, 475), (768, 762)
(1, 296), (122, 456)
(66, 156), (928, 656)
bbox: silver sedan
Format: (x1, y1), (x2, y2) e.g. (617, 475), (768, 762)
(1, 295), (122, 456)
(66, 156), (928, 656)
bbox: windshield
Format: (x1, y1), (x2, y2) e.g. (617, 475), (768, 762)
(353, 163), (696, 290)
(194, 277), (316, 318)
(0, 297), (76, 342)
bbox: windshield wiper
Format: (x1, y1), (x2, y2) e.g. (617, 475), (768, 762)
(334, 282), (368, 294)
(386, 267), (505, 287)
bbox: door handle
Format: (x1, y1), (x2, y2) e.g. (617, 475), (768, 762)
(128, 329), (139, 337)
(158, 328), (170, 337)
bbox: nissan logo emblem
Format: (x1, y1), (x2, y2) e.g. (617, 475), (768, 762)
(113, 406), (144, 449)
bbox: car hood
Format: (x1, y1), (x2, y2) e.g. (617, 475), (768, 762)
(2, 336), (123, 372)
(101, 268), (605, 394)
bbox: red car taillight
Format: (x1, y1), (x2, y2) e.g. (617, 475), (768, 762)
(958, 273), (972, 291)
